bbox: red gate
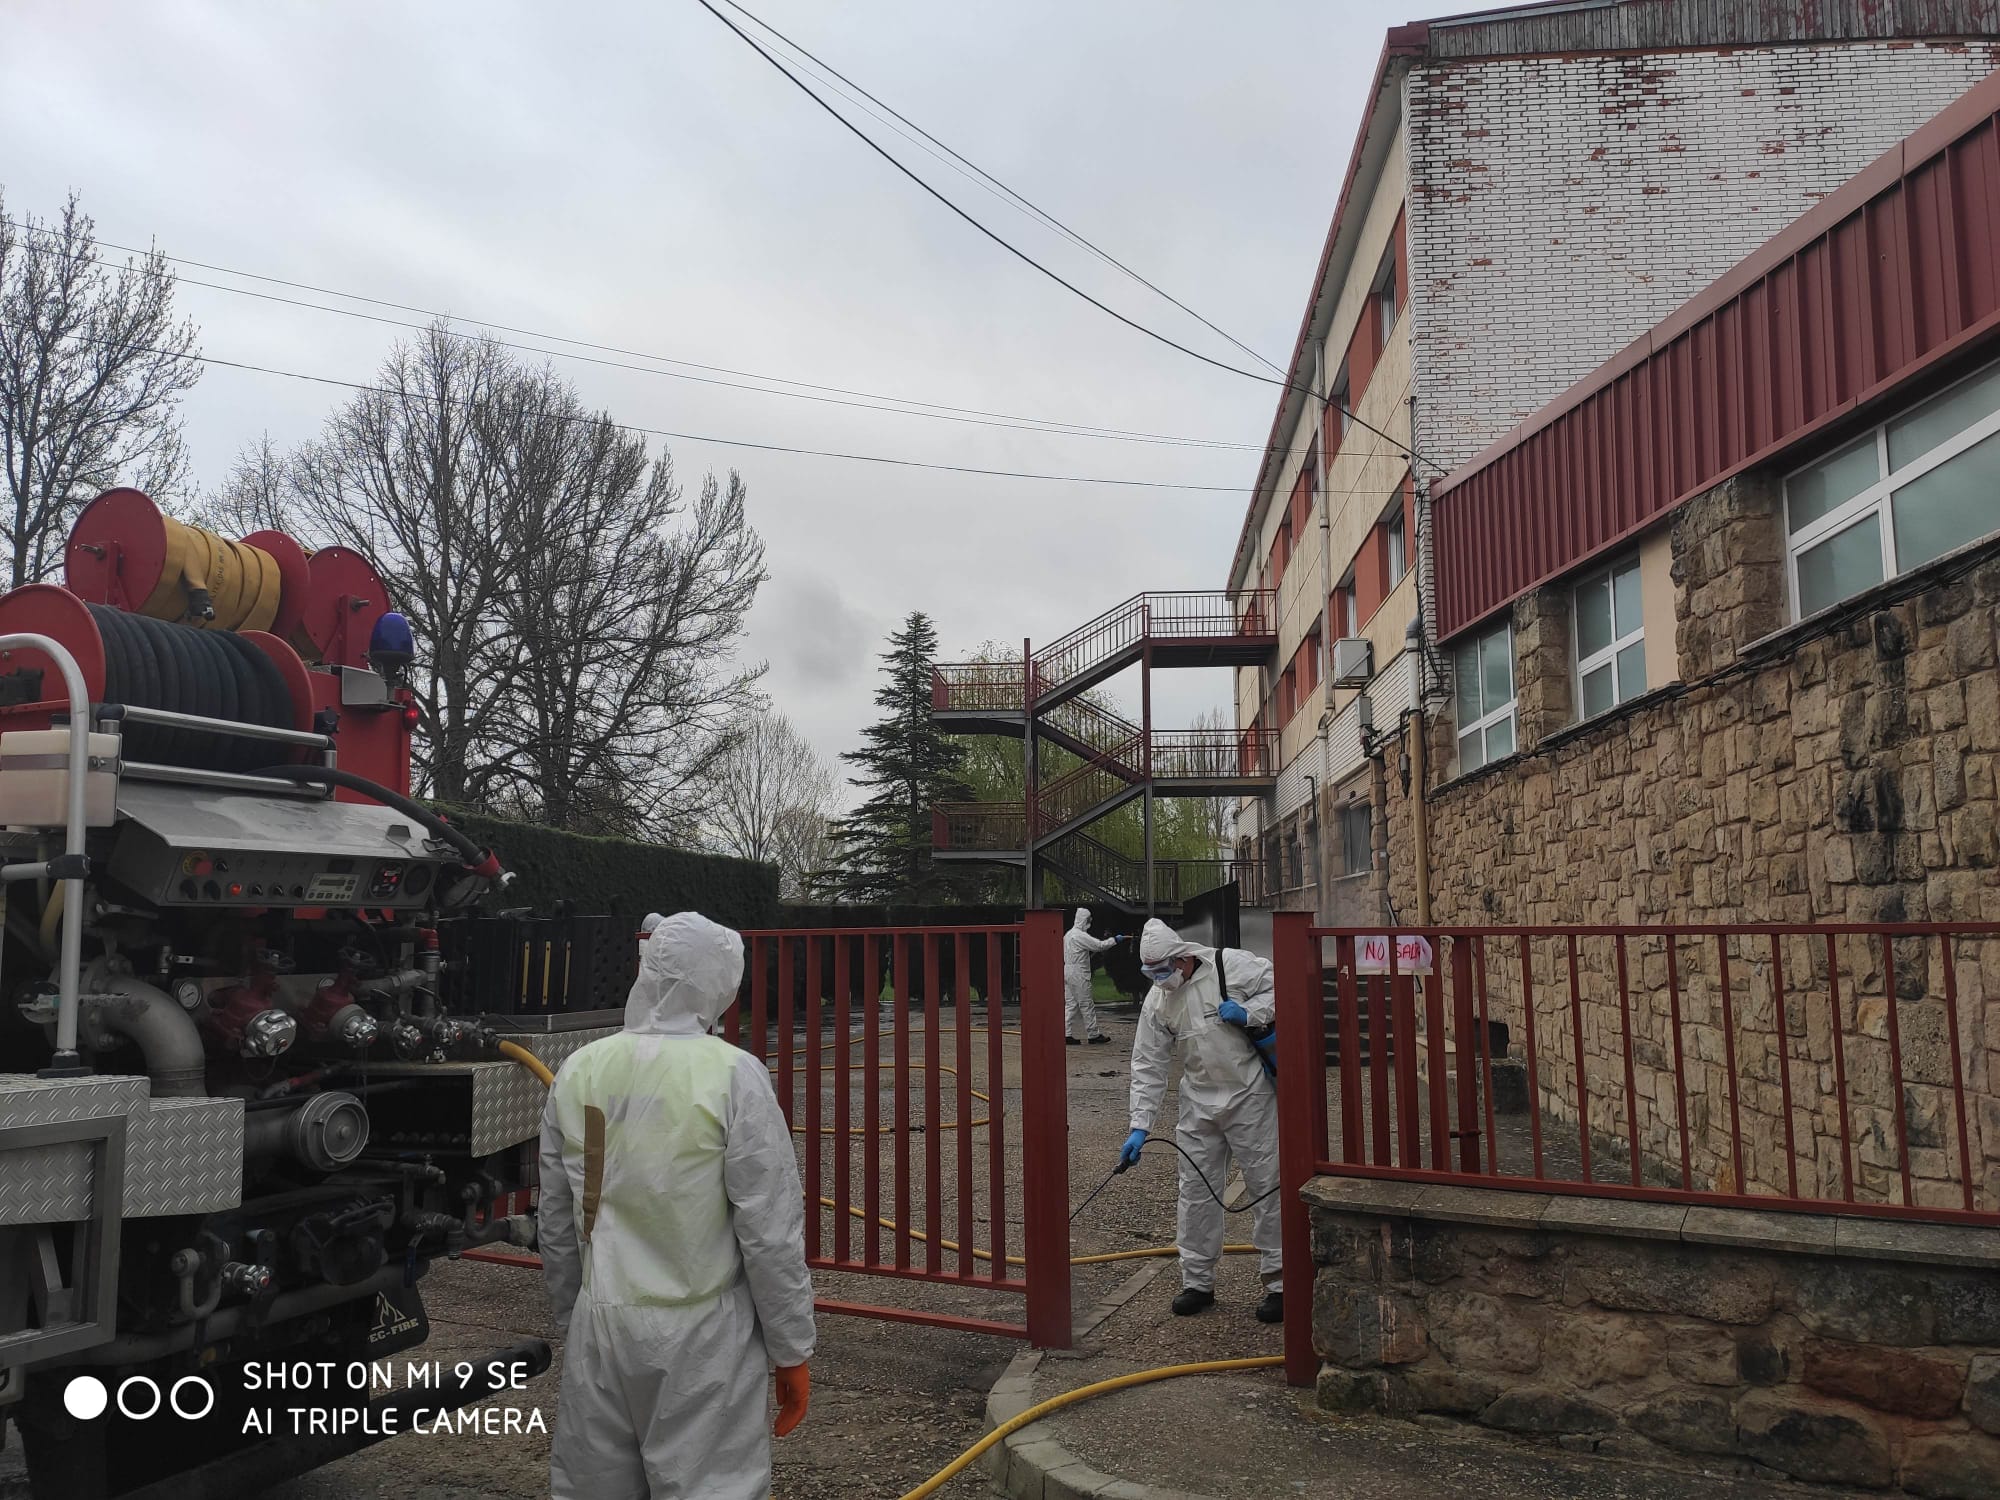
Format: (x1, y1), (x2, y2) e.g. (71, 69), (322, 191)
(733, 912), (1072, 1347)
(1272, 914), (2000, 1385)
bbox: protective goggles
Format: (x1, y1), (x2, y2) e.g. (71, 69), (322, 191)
(1139, 960), (1180, 984)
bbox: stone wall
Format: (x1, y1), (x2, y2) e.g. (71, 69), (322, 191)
(1308, 1179), (2000, 1496)
(1379, 472), (2000, 1213)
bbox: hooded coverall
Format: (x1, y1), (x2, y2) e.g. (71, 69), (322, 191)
(1063, 908), (1117, 1040)
(541, 911), (815, 1500)
(1130, 917), (1283, 1294)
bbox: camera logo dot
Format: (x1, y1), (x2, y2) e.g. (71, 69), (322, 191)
(62, 1374), (215, 1421)
(171, 1375), (216, 1420)
(62, 1375), (107, 1420)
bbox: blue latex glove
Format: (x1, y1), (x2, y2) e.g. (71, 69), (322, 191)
(1216, 998), (1249, 1026)
(1252, 1032), (1278, 1079)
(1119, 1129), (1147, 1168)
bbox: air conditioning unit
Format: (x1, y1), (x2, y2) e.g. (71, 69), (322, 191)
(1331, 637), (1372, 687)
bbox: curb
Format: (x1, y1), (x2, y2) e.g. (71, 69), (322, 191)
(979, 1261), (1220, 1500)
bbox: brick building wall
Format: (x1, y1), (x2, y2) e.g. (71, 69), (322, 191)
(1380, 471), (2000, 1213)
(1406, 40), (2000, 474)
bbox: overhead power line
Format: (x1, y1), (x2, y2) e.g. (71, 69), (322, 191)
(1, 215), (1260, 454)
(710, 0), (1287, 377)
(693, 1), (1287, 390)
(692, 1), (1444, 477)
(105, 336), (1253, 493)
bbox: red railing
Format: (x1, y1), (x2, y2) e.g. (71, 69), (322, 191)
(1034, 738), (1142, 832)
(934, 803), (1027, 852)
(932, 662), (1027, 714)
(1043, 696), (1139, 756)
(1041, 833), (1238, 908)
(1029, 589), (1275, 696)
(1271, 917), (2000, 1384)
(733, 917), (1071, 1346)
(1150, 728), (1278, 780)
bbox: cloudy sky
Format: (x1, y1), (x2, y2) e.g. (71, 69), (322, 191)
(2, 0), (1410, 788)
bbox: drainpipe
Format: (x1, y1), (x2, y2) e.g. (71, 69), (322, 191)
(1314, 340), (1334, 923)
(1405, 617), (1432, 927)
(1023, 636), (1039, 911)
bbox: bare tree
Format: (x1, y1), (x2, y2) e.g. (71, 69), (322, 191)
(187, 431), (291, 535)
(708, 710), (838, 894)
(487, 405), (768, 837)
(772, 805), (842, 900)
(265, 321), (765, 833)
(0, 190), (201, 584)
(285, 324), (521, 804)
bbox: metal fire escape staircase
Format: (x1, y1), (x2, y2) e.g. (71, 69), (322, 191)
(930, 591), (1278, 913)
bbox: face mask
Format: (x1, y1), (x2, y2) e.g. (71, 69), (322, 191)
(1143, 961), (1187, 990)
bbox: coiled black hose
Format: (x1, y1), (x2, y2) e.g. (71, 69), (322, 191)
(88, 605), (292, 771)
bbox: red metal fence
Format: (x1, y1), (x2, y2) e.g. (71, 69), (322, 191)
(1271, 916), (2000, 1384)
(733, 914), (1072, 1346)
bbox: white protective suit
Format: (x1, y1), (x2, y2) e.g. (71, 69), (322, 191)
(541, 912), (816, 1500)
(1129, 918), (1283, 1293)
(1063, 908), (1117, 1040)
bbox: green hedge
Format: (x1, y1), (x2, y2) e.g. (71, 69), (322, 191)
(775, 902), (1023, 929)
(439, 809), (780, 930)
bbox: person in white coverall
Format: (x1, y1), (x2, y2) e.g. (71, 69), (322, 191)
(1120, 917), (1285, 1322)
(1063, 907), (1121, 1044)
(540, 911), (815, 1500)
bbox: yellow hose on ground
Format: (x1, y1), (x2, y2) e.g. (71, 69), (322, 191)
(816, 1198), (1253, 1267)
(773, 1059), (993, 1133)
(497, 1039), (556, 1088)
(896, 1355), (1285, 1500)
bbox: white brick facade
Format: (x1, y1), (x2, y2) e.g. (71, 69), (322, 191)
(1407, 40), (2000, 474)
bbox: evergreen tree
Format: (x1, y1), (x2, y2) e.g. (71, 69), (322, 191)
(833, 612), (982, 903)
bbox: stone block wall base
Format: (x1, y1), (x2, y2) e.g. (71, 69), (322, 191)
(1306, 1176), (2000, 1498)
(983, 1348), (1221, 1500)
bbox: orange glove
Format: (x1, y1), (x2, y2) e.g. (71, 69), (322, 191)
(773, 1363), (810, 1437)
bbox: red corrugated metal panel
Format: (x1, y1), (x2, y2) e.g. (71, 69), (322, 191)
(1433, 86), (2000, 641)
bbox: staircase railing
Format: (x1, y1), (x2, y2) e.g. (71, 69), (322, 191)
(1150, 728), (1279, 780)
(933, 589), (1275, 712)
(1029, 589), (1276, 697)
(933, 803), (1028, 853)
(932, 662), (1028, 714)
(1043, 833), (1253, 908)
(1042, 696), (1140, 756)
(1034, 734), (1144, 832)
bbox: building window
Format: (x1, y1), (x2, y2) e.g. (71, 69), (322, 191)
(1329, 363), (1351, 446)
(1452, 622), (1515, 773)
(1385, 507), (1407, 584)
(1786, 359), (2000, 619)
(1572, 555), (1645, 718)
(1337, 798), (1371, 876)
(1336, 572), (1357, 636)
(1374, 250), (1398, 350)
